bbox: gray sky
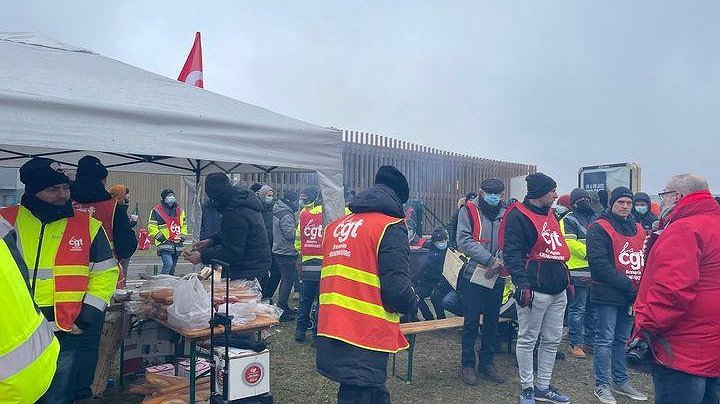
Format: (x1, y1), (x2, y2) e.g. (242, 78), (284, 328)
(3, 1), (719, 194)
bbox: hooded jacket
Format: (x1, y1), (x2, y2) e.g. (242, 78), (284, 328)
(271, 199), (297, 256)
(201, 187), (271, 280)
(70, 177), (138, 260)
(586, 211), (638, 306)
(634, 191), (720, 377)
(316, 183), (417, 386)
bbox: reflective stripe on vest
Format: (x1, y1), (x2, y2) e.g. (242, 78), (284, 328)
(596, 219), (646, 288)
(0, 205), (93, 331)
(299, 207), (324, 257)
(153, 204), (183, 241)
(510, 203), (571, 262)
(318, 212), (409, 353)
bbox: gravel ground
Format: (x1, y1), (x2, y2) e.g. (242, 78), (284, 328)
(88, 319), (654, 404)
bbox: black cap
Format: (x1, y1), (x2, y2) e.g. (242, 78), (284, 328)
(481, 178), (505, 194)
(19, 158), (71, 195)
(76, 155), (108, 180)
(160, 188), (175, 200)
(526, 172), (557, 199)
(633, 192), (651, 204)
(610, 187), (634, 207)
(205, 173), (232, 200)
(374, 165), (410, 204)
(569, 188), (590, 206)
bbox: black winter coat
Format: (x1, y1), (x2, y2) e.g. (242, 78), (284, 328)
(316, 184), (417, 387)
(70, 177), (138, 260)
(201, 187), (271, 280)
(587, 211), (637, 306)
(503, 200), (569, 295)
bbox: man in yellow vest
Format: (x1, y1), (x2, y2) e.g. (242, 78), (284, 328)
(0, 158), (118, 404)
(148, 188), (188, 275)
(0, 217), (60, 403)
(294, 186), (324, 343)
(316, 166), (418, 404)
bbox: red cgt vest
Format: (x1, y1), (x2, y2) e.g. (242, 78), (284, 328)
(153, 204), (183, 241)
(299, 208), (324, 257)
(500, 202), (571, 262)
(596, 219), (646, 288)
(318, 212), (409, 353)
(0, 205), (91, 332)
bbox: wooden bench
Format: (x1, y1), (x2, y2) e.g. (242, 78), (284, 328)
(391, 316), (517, 383)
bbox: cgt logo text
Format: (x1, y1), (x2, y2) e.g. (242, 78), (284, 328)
(68, 236), (84, 252)
(618, 242), (644, 270)
(333, 218), (364, 243)
(304, 219), (323, 240)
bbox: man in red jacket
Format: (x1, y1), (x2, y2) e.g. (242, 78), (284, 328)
(634, 173), (720, 404)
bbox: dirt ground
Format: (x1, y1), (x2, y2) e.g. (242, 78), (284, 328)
(89, 319), (654, 404)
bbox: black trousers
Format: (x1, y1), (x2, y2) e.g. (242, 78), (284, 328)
(460, 276), (504, 368)
(338, 384), (391, 404)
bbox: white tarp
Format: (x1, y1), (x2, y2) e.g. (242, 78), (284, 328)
(0, 32), (345, 221)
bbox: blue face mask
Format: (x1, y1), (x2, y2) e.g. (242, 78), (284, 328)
(483, 193), (501, 206)
(434, 242), (448, 250)
(635, 205), (648, 215)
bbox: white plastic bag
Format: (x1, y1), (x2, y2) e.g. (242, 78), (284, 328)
(167, 273), (212, 330)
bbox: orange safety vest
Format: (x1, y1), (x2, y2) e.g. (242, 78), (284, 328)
(0, 206), (91, 332)
(317, 212), (409, 353)
(299, 207), (324, 257)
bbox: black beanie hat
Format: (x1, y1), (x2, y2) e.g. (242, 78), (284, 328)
(375, 165), (410, 204)
(76, 155), (108, 180)
(301, 187), (319, 202)
(569, 188), (590, 206)
(526, 172), (557, 199)
(19, 158), (71, 196)
(481, 178), (505, 194)
(160, 188), (175, 200)
(205, 173), (232, 199)
(610, 186), (634, 207)
(633, 192), (652, 205)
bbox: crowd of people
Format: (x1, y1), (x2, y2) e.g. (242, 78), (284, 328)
(2, 156), (719, 404)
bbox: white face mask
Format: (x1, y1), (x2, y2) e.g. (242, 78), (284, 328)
(164, 195), (176, 205)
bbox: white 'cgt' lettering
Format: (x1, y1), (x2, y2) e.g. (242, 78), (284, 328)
(618, 241), (645, 270)
(540, 222), (563, 251)
(333, 219), (365, 243)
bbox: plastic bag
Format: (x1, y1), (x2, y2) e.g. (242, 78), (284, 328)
(167, 273), (212, 330)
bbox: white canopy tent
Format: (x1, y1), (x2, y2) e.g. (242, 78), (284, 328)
(0, 33), (345, 233)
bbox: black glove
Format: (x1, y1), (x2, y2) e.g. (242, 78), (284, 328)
(513, 287), (534, 309)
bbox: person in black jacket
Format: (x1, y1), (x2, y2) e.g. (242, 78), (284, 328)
(631, 192), (658, 234)
(504, 172), (571, 404)
(448, 191), (478, 249)
(186, 173), (271, 290)
(316, 166), (417, 404)
(586, 187), (648, 402)
(414, 227), (449, 320)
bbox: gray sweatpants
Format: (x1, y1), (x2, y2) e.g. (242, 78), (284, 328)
(516, 291), (567, 390)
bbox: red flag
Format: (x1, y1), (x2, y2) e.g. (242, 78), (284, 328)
(177, 32), (203, 88)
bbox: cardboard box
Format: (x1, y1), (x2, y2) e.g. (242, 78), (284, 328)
(213, 348), (270, 401)
(145, 363), (175, 377)
(177, 358), (212, 379)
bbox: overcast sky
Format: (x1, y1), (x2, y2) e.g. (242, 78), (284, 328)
(3, 1), (719, 194)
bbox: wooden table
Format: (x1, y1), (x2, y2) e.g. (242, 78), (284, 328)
(148, 315), (278, 403)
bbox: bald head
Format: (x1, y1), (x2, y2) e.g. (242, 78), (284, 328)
(666, 173), (709, 196)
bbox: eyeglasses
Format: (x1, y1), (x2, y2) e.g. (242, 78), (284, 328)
(658, 190), (678, 199)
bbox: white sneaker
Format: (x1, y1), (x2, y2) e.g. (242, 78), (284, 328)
(612, 382), (648, 401)
(594, 384), (617, 404)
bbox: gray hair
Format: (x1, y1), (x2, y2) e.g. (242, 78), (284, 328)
(667, 173), (709, 195)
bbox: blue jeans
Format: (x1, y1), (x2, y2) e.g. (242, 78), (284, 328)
(593, 304), (632, 386)
(160, 251), (179, 275)
(652, 363), (719, 404)
(567, 282), (597, 346)
(296, 280), (319, 337)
